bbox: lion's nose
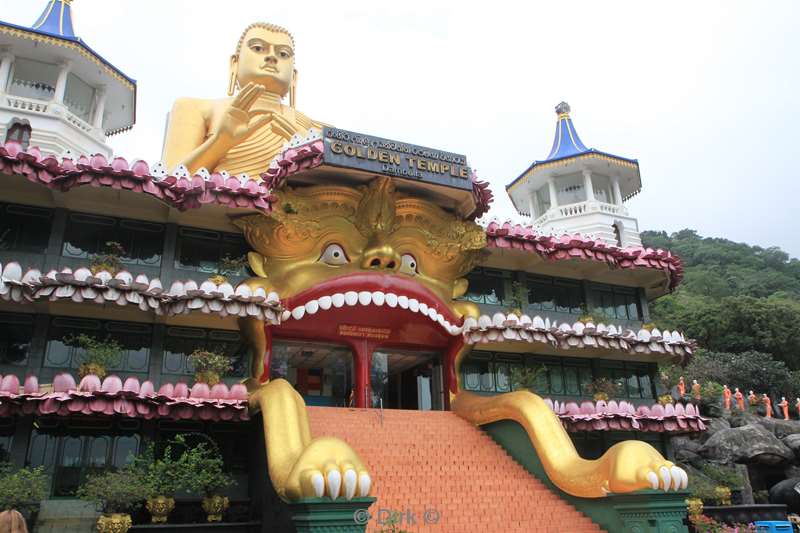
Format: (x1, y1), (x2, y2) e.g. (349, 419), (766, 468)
(361, 245), (400, 271)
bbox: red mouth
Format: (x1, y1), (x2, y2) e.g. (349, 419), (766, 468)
(281, 272), (462, 335)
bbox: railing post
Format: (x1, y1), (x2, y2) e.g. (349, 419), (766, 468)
(0, 47), (13, 94)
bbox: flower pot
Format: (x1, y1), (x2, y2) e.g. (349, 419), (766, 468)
(96, 513), (132, 533)
(201, 495), (229, 522)
(592, 392), (609, 402)
(685, 497), (704, 517)
(78, 363), (106, 380)
(145, 496), (175, 524)
(714, 486), (732, 506)
(0, 509), (28, 533)
(195, 371), (221, 386)
(207, 274), (228, 285)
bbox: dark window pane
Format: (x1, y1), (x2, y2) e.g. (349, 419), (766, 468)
(0, 314), (33, 365)
(564, 366), (580, 395)
(548, 364), (564, 394)
(628, 301), (640, 321)
(639, 372), (653, 398)
(163, 327), (247, 377)
(176, 228), (248, 274)
(63, 214), (163, 267)
(45, 318), (150, 372)
(464, 269), (505, 305)
(615, 293), (630, 320)
(0, 204), (52, 253)
(113, 435), (140, 468)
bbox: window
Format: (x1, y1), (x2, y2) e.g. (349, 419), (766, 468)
(7, 58), (59, 100)
(62, 213), (163, 267)
(461, 352), (655, 399)
(461, 268), (508, 306)
(27, 431), (140, 496)
(612, 223), (623, 247)
(163, 327), (248, 377)
(44, 317), (151, 373)
(0, 313), (34, 366)
(526, 276), (583, 315)
(4, 122), (32, 150)
(175, 227), (249, 275)
(590, 285), (641, 321)
(0, 202), (52, 253)
(64, 73), (95, 123)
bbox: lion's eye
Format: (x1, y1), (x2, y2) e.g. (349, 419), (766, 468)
(320, 244), (348, 265)
(399, 254), (418, 276)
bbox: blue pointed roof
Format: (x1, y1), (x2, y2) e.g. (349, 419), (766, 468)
(546, 102), (589, 160)
(31, 0), (76, 39)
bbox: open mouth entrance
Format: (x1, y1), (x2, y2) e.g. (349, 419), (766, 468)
(371, 350), (444, 410)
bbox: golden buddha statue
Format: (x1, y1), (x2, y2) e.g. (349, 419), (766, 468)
(163, 22), (322, 177)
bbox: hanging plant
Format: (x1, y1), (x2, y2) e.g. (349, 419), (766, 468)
(505, 281), (528, 316)
(583, 377), (622, 401)
(63, 333), (123, 379)
(509, 365), (547, 393)
(189, 349), (233, 386)
(89, 241), (127, 275)
(208, 254), (249, 284)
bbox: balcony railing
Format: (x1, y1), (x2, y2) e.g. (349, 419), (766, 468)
(533, 200), (629, 225)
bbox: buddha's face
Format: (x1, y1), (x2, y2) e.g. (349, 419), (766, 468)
(234, 27), (294, 96)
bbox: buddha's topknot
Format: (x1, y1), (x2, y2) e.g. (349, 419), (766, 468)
(235, 22), (295, 55)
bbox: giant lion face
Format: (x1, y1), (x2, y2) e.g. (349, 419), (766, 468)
(235, 177), (486, 338)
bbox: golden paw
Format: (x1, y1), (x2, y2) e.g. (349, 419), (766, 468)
(605, 440), (688, 493)
(283, 437), (372, 500)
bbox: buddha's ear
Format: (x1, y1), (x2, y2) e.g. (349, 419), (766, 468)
(290, 68), (298, 108)
(453, 278), (469, 299)
(248, 251), (268, 278)
(227, 54), (239, 96)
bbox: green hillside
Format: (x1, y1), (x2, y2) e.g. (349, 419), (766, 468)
(641, 229), (800, 396)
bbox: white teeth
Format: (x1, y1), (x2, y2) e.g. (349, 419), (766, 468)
(344, 291), (358, 306)
(281, 310), (291, 321)
(409, 298), (419, 312)
(418, 302), (428, 315)
(332, 293), (345, 308)
(427, 307), (437, 320)
(311, 472), (325, 497)
(385, 293), (398, 307)
(318, 295), (332, 310)
(305, 300), (319, 315)
(371, 291), (385, 306)
(267, 291), (280, 303)
(398, 295), (409, 309)
(358, 291), (372, 306)
(292, 306), (305, 320)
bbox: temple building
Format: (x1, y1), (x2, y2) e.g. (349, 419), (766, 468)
(0, 3), (699, 532)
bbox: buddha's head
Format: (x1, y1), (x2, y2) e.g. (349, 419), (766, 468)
(229, 22), (296, 101)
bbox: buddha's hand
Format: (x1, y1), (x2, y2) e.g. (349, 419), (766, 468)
(212, 82), (273, 150)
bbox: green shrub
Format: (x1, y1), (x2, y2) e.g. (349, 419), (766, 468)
(0, 463), (48, 513)
(175, 435), (234, 496)
(63, 333), (123, 369)
(76, 469), (147, 514)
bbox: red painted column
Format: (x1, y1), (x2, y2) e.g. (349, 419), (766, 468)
(351, 339), (372, 408)
(259, 327), (273, 384)
(443, 337), (464, 411)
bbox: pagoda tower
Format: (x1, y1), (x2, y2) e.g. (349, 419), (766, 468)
(0, 0), (136, 157)
(506, 102), (643, 247)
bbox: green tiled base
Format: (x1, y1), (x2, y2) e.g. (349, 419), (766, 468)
(288, 497), (376, 533)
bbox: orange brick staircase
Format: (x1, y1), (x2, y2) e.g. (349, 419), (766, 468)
(307, 407), (605, 533)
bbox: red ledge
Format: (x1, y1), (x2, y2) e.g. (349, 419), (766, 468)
(484, 220), (685, 290)
(0, 141), (276, 213)
(0, 373), (249, 422)
(545, 398), (707, 433)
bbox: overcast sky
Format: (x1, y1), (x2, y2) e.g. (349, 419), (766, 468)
(4, 1), (799, 257)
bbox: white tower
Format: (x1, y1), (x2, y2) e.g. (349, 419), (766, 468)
(506, 102), (642, 247)
(0, 0), (136, 157)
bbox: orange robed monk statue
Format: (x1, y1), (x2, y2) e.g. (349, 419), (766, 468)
(779, 397), (790, 420)
(748, 390), (757, 408)
(734, 387), (745, 410)
(796, 398), (800, 419)
(678, 376), (686, 398)
(763, 394), (772, 418)
(691, 380), (701, 401)
(723, 385), (732, 410)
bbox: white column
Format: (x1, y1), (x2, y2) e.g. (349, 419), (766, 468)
(611, 175), (623, 206)
(0, 48), (13, 93)
(582, 168), (595, 202)
(92, 86), (107, 128)
(53, 60), (71, 103)
(528, 192), (537, 219)
(547, 178), (559, 208)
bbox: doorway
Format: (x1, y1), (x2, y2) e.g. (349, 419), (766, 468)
(270, 340), (353, 407)
(371, 350), (443, 410)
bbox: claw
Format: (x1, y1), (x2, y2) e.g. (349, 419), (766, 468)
(676, 467), (688, 489)
(311, 472), (325, 498)
(326, 469), (342, 500)
(343, 469), (357, 500)
(659, 466), (671, 492)
(358, 473), (372, 497)
(670, 466), (682, 490)
(646, 471), (659, 490)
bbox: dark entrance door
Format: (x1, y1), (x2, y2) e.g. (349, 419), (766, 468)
(371, 350), (443, 410)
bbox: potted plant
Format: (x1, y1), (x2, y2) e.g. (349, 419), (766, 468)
(0, 464), (48, 533)
(89, 241), (126, 275)
(76, 468), (147, 533)
(509, 365), (547, 393)
(505, 281), (528, 316)
(188, 349), (233, 386)
(178, 435), (234, 522)
(63, 333), (123, 379)
(208, 254), (249, 284)
(583, 377), (622, 401)
(129, 442), (185, 524)
(578, 304), (596, 324)
(658, 394), (674, 406)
